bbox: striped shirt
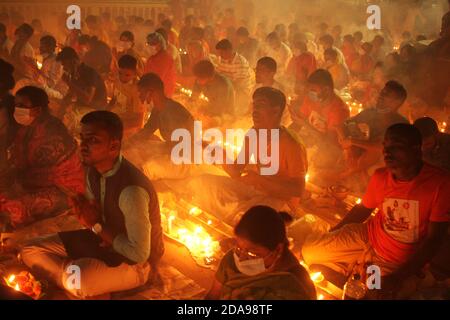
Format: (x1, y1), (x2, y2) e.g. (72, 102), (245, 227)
(212, 53), (254, 95)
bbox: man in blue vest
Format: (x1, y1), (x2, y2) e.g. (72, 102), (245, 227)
(20, 111), (164, 299)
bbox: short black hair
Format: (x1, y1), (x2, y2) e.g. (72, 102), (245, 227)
(257, 56), (277, 73)
(384, 80), (407, 103)
(40, 35), (57, 49)
(234, 206), (290, 251)
(15, 23), (34, 38)
(138, 73), (164, 92)
(155, 27), (168, 42)
(193, 60), (215, 78)
(56, 46), (79, 62)
(413, 117), (439, 138)
(253, 87), (286, 113)
(81, 110), (123, 141)
(118, 54), (137, 70)
(120, 31), (134, 42)
(215, 39), (232, 51)
(308, 69), (334, 89)
(386, 123), (422, 147)
(236, 26), (249, 37)
(16, 86), (49, 109)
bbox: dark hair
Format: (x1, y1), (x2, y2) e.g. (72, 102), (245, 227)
(15, 23), (34, 38)
(16, 86), (49, 110)
(253, 87), (286, 112)
(319, 34), (334, 46)
(56, 46), (79, 61)
(236, 26), (249, 37)
(138, 73), (164, 92)
(384, 80), (407, 102)
(161, 19), (172, 30)
(0, 22), (6, 34)
(193, 60), (215, 78)
(343, 34), (354, 44)
(413, 117), (439, 138)
(118, 54), (137, 70)
(234, 206), (290, 251)
(324, 48), (338, 60)
(0, 59), (15, 91)
(386, 123), (422, 147)
(215, 39), (233, 51)
(40, 35), (57, 49)
(78, 34), (91, 45)
(266, 31), (279, 42)
(0, 94), (15, 121)
(308, 69), (334, 89)
(155, 27), (168, 42)
(120, 31), (134, 42)
(81, 111), (123, 141)
(257, 56), (277, 73)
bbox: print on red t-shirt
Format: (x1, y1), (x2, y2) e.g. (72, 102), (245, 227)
(362, 164), (450, 265)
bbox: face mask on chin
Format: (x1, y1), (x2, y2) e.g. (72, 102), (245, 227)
(14, 107), (36, 126)
(233, 252), (267, 276)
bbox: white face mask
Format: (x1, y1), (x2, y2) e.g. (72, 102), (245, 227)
(14, 107), (35, 126)
(233, 252), (266, 276)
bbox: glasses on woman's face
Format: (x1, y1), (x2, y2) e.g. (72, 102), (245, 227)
(234, 246), (261, 260)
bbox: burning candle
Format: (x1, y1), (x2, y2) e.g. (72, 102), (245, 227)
(36, 61), (43, 70)
(355, 198), (362, 205)
(310, 271), (325, 283)
(305, 173), (310, 183)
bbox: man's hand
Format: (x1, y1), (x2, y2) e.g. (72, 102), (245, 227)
(69, 195), (101, 228)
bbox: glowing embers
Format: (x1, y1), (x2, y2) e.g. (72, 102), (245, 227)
(439, 121), (447, 133)
(180, 87), (193, 98)
(3, 271), (43, 299)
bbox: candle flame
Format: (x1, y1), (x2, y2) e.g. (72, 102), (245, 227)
(310, 271), (324, 283)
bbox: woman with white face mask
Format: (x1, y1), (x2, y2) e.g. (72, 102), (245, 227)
(205, 206), (317, 300)
(0, 86), (85, 228)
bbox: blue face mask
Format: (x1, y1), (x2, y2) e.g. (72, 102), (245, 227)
(308, 91), (321, 103)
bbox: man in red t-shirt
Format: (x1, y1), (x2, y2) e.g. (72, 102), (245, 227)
(144, 33), (176, 97)
(302, 124), (450, 296)
(289, 69), (349, 176)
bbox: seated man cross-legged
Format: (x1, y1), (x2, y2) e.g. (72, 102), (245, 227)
(302, 124), (450, 297)
(21, 111), (164, 299)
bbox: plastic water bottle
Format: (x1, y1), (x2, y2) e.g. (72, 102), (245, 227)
(342, 274), (367, 300)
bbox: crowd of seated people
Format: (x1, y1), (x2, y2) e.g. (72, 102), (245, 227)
(0, 0), (449, 300)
